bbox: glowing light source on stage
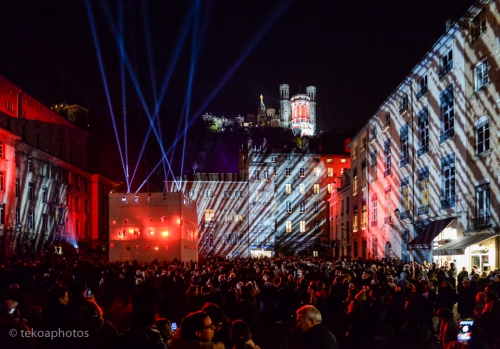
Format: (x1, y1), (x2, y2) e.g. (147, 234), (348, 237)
(149, 229), (154, 235)
(162, 231), (169, 237)
(155, 247), (159, 251)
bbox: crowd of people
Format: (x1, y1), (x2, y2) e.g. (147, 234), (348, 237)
(1, 253), (500, 349)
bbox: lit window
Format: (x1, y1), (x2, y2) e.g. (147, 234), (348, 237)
(0, 140), (3, 158)
(204, 209), (214, 221)
(353, 168), (358, 194)
(28, 157), (33, 172)
(286, 184), (292, 194)
(418, 107), (429, 156)
(401, 178), (411, 213)
(327, 183), (332, 194)
(340, 159), (347, 163)
(371, 198), (378, 226)
(28, 182), (34, 201)
(205, 189), (213, 198)
(299, 184), (305, 194)
(440, 85), (454, 143)
(0, 171), (4, 191)
(314, 201), (319, 213)
(313, 184), (319, 194)
(300, 221), (306, 233)
(475, 58), (488, 91)
(353, 205), (358, 232)
(352, 145), (357, 159)
(28, 211), (34, 229)
(327, 168), (333, 177)
(441, 154), (455, 209)
(400, 124), (409, 167)
(286, 221), (292, 233)
(223, 191), (232, 198)
(327, 158), (333, 163)
(439, 50), (453, 79)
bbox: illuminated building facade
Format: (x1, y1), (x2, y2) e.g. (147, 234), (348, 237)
(167, 174), (249, 259)
(343, 0), (499, 269)
(0, 75), (118, 257)
(280, 84), (316, 136)
(108, 192), (198, 263)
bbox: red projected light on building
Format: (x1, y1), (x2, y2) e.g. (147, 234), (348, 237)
(149, 229), (154, 235)
(162, 231), (169, 237)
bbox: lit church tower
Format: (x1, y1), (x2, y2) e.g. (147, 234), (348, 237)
(279, 84), (291, 128)
(290, 86), (316, 137)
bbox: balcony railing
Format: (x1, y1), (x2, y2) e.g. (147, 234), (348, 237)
(418, 205), (430, 215)
(400, 158), (409, 168)
(440, 196), (456, 210)
(439, 128), (455, 143)
(417, 86), (428, 100)
(469, 216), (492, 230)
(400, 210), (411, 220)
(399, 106), (408, 115)
(383, 120), (391, 132)
(384, 168), (392, 177)
(438, 61), (453, 80)
(370, 137), (377, 144)
(417, 143), (429, 157)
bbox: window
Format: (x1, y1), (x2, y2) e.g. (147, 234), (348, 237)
(75, 219), (79, 236)
(327, 183), (333, 194)
(383, 113), (391, 131)
(300, 221), (306, 233)
(353, 205), (358, 232)
(207, 234), (214, 247)
(314, 201), (319, 213)
(340, 158), (347, 163)
(371, 126), (377, 143)
(189, 190), (195, 198)
(15, 178), (19, 197)
(439, 49), (453, 79)
(75, 197), (79, 212)
(417, 74), (428, 99)
(327, 168), (333, 177)
(418, 107), (429, 156)
(28, 211), (34, 229)
(314, 221), (320, 232)
(475, 183), (490, 224)
(42, 187), (47, 204)
(361, 161), (366, 187)
(299, 184), (305, 194)
(15, 151), (20, 167)
(475, 115), (490, 154)
(313, 184), (320, 194)
(475, 58), (488, 91)
(0, 140), (3, 158)
(352, 144), (357, 159)
(84, 199), (88, 214)
(0, 171), (4, 191)
(204, 209), (214, 222)
(401, 177), (411, 213)
(314, 167), (320, 176)
(341, 200), (344, 216)
(373, 238), (378, 258)
(327, 158), (333, 163)
(264, 170), (270, 182)
(400, 124), (409, 167)
(362, 201), (367, 229)
(441, 154), (455, 209)
(285, 167), (291, 177)
(28, 157), (33, 172)
(471, 9), (486, 43)
(42, 214), (48, 231)
(300, 201), (306, 213)
(0, 203), (4, 225)
(361, 136), (367, 151)
(440, 85), (454, 142)
(285, 184), (292, 194)
(370, 151), (377, 179)
(346, 197), (350, 214)
(384, 139), (392, 177)
(299, 168), (305, 177)
(253, 170), (260, 181)
(223, 191), (232, 198)
(286, 221), (292, 233)
(28, 182), (34, 201)
(371, 197), (378, 226)
(234, 191), (243, 198)
(399, 93), (408, 114)
(286, 202), (292, 213)
(5, 100), (14, 111)
(271, 156), (277, 163)
(204, 189), (213, 198)
(353, 168), (358, 195)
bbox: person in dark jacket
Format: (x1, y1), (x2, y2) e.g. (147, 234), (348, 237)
(296, 305), (338, 349)
(121, 309), (167, 349)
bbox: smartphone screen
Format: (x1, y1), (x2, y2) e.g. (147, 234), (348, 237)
(86, 289), (92, 298)
(171, 322), (178, 332)
(458, 319), (473, 341)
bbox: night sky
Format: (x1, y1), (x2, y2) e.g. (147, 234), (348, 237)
(0, 0), (476, 184)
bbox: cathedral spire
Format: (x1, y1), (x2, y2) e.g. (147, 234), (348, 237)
(259, 94), (266, 114)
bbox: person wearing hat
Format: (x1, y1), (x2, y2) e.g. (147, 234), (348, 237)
(296, 305), (337, 349)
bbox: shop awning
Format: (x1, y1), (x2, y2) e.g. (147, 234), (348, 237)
(407, 217), (455, 250)
(433, 234), (495, 255)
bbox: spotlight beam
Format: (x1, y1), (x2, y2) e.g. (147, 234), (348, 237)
(119, 0), (130, 193)
(86, 0), (128, 183)
(135, 0), (292, 193)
